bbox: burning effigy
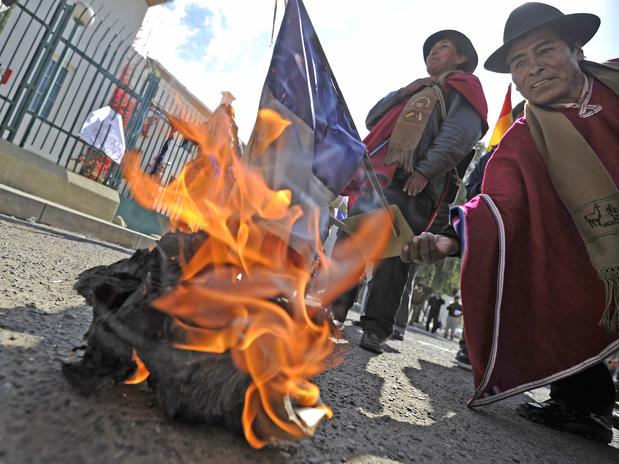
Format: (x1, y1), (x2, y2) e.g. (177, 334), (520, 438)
(63, 0), (393, 449)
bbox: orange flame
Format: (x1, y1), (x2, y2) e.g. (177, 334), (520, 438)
(123, 104), (390, 448)
(124, 350), (150, 385)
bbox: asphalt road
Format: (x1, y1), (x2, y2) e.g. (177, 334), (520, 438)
(0, 214), (617, 463)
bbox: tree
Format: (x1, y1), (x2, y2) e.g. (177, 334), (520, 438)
(415, 258), (460, 296)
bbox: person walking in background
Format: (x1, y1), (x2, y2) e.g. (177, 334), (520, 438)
(425, 293), (445, 333)
(444, 296), (462, 340)
(410, 284), (430, 324)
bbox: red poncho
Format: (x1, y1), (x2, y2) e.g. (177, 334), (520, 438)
(342, 72), (488, 195)
(454, 78), (619, 406)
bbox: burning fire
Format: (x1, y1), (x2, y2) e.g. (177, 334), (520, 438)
(122, 104), (390, 448)
(124, 350), (150, 385)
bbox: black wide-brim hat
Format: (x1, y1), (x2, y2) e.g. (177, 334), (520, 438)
(423, 30), (478, 73)
(484, 2), (600, 73)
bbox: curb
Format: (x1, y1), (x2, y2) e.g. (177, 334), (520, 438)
(0, 183), (157, 250)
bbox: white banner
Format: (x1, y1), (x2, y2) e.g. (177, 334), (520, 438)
(80, 106), (126, 163)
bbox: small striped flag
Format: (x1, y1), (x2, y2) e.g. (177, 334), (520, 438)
(487, 83), (512, 149)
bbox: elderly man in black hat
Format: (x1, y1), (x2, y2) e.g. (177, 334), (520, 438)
(403, 2), (619, 443)
(333, 30), (488, 352)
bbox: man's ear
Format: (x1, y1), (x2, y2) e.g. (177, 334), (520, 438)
(575, 44), (584, 61)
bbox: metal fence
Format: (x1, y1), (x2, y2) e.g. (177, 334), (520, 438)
(0, 0), (211, 210)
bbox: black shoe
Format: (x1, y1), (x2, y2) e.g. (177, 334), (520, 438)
(391, 331), (405, 341)
(517, 399), (613, 444)
(359, 331), (384, 354)
(455, 349), (472, 371)
(612, 409), (619, 430)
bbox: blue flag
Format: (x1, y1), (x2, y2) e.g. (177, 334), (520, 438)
(247, 0), (365, 215)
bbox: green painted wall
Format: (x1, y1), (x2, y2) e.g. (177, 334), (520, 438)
(116, 196), (169, 236)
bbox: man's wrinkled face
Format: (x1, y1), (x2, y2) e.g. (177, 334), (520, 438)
(507, 29), (584, 105)
(425, 38), (467, 78)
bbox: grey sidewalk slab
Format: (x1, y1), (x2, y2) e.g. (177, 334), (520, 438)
(0, 183), (156, 250)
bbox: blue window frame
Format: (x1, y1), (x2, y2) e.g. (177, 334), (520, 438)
(29, 60), (68, 118)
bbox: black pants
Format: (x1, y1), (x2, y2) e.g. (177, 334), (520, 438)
(355, 178), (449, 340)
(425, 309), (440, 333)
(549, 363), (615, 416)
(333, 172), (450, 339)
(394, 265), (418, 331)
(333, 174), (440, 327)
(459, 331), (466, 351)
(360, 256), (415, 339)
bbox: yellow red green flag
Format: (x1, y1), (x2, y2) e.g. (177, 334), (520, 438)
(487, 83), (512, 149)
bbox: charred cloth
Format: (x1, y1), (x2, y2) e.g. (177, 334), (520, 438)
(63, 231), (250, 435)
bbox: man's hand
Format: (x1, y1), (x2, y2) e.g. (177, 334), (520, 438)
(403, 171), (429, 196)
(401, 232), (459, 264)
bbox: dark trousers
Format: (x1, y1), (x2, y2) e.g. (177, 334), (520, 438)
(332, 174), (448, 338)
(459, 331), (466, 351)
(394, 265), (419, 332)
(425, 309), (440, 333)
(550, 363), (615, 416)
(360, 257), (414, 339)
(361, 184), (448, 339)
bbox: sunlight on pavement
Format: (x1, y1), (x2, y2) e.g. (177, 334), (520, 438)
(0, 327), (41, 349)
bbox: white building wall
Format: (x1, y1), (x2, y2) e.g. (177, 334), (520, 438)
(87, 0), (149, 44)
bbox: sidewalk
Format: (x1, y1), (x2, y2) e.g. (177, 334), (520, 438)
(0, 183), (156, 250)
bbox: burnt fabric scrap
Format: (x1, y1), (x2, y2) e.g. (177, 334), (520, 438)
(62, 231), (250, 435)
